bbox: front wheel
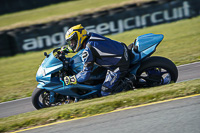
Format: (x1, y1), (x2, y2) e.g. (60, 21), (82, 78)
(135, 56), (178, 88)
(32, 88), (51, 109)
(32, 88), (73, 109)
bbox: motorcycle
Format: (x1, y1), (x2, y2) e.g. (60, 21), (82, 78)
(32, 33), (178, 109)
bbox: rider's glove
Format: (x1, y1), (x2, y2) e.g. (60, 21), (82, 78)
(61, 46), (68, 53)
(64, 75), (77, 85)
(61, 46), (74, 53)
(64, 76), (70, 85)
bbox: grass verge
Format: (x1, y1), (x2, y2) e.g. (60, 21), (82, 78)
(0, 16), (200, 103)
(0, 0), (149, 30)
(0, 79), (200, 133)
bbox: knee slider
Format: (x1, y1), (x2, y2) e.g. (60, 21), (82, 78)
(101, 86), (111, 92)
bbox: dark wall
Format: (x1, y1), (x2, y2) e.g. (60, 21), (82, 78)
(0, 0), (200, 57)
(0, 0), (70, 15)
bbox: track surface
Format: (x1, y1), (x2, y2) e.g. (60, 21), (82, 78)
(0, 62), (200, 118)
(16, 94), (200, 133)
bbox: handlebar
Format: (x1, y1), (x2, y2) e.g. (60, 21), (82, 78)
(54, 49), (69, 71)
(55, 50), (67, 62)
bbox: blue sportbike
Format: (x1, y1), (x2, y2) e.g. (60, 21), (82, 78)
(32, 33), (178, 109)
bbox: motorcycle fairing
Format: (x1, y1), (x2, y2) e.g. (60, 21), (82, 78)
(36, 49), (104, 98)
(135, 33), (164, 52)
(69, 50), (84, 74)
(52, 84), (102, 98)
(129, 33), (164, 75)
(130, 33), (164, 64)
(36, 51), (63, 89)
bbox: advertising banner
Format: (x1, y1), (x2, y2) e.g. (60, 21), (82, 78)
(1, 0), (200, 56)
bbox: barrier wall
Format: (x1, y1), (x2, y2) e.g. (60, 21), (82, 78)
(0, 0), (70, 15)
(0, 0), (200, 56)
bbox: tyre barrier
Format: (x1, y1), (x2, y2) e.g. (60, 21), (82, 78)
(0, 32), (16, 56)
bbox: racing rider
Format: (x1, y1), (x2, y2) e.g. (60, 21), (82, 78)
(63, 24), (132, 96)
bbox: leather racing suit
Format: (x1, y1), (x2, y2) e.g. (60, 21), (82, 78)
(75, 33), (130, 95)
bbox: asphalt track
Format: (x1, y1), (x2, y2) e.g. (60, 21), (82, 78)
(13, 94), (200, 133)
(0, 62), (200, 118)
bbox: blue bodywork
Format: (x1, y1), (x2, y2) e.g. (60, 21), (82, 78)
(129, 33), (163, 74)
(36, 33), (164, 101)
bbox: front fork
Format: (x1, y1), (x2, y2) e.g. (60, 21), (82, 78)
(49, 91), (56, 104)
(48, 70), (65, 104)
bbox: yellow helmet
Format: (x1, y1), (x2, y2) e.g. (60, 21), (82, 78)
(65, 24), (87, 52)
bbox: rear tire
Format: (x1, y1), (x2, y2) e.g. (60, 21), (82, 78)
(135, 56), (178, 88)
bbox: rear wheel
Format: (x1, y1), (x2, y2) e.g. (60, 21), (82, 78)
(135, 56), (178, 88)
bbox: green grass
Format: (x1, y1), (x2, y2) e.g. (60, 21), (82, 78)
(0, 79), (200, 133)
(0, 0), (148, 30)
(0, 16), (200, 103)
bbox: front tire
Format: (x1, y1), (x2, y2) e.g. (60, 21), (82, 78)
(135, 56), (178, 88)
(32, 88), (50, 110)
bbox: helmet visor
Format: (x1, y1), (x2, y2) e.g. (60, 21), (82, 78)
(66, 33), (78, 51)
